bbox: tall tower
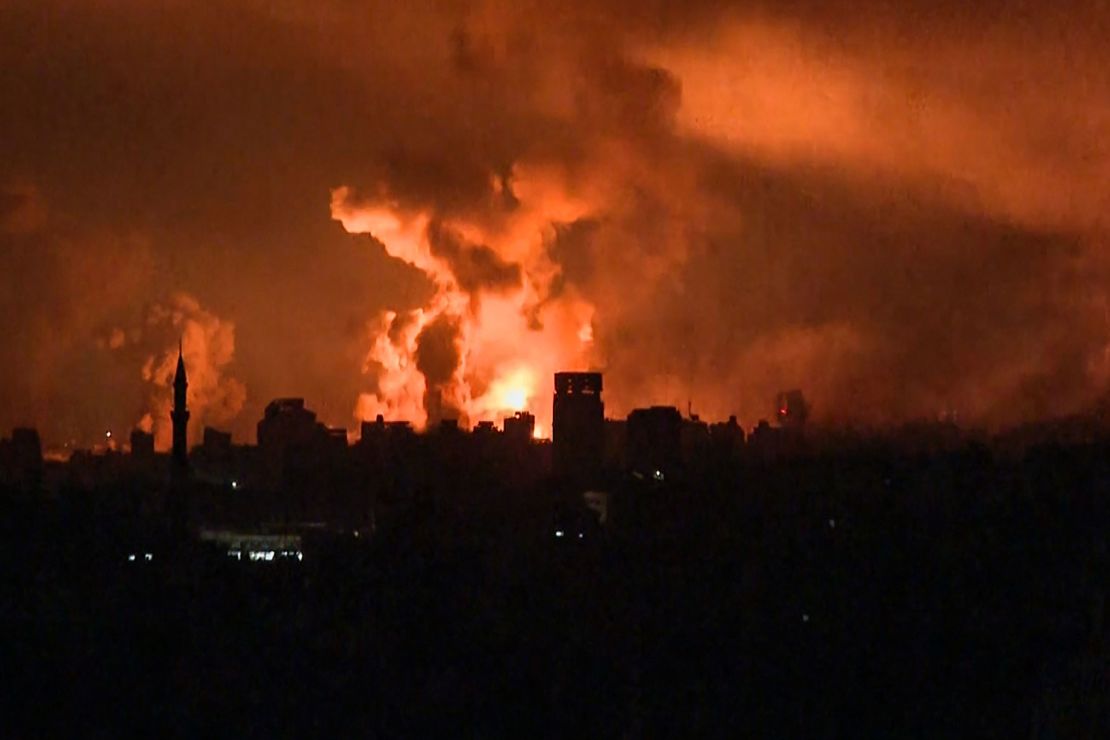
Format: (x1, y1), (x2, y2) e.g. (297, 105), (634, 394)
(552, 371), (604, 484)
(172, 339), (190, 471)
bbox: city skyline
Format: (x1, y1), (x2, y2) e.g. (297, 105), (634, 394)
(3, 1), (1109, 450)
(3, 4), (1108, 733)
(42, 356), (757, 455)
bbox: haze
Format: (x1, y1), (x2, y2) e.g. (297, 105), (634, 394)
(1, 0), (1107, 449)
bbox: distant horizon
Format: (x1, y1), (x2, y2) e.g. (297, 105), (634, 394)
(19, 388), (1110, 458)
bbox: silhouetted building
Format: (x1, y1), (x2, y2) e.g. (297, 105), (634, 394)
(386, 420), (414, 435)
(257, 397), (348, 493)
(254, 398), (352, 520)
(189, 426), (246, 496)
(324, 427), (349, 452)
(681, 414), (710, 474)
(172, 341), (190, 473)
(503, 411), (535, 443)
(747, 419), (781, 461)
(553, 372), (604, 483)
(202, 427), (233, 459)
(627, 406), (683, 481)
(258, 398), (320, 455)
(775, 389), (809, 429)
(358, 415), (417, 460)
(709, 415), (745, 462)
(10, 428), (42, 465)
(1, 427), (43, 492)
(130, 428), (155, 461)
(359, 415), (386, 449)
(604, 419), (628, 471)
(357, 414), (420, 506)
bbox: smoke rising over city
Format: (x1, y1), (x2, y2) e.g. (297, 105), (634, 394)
(1, 0), (1108, 447)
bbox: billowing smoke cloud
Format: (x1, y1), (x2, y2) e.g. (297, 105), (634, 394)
(426, 220), (521, 296)
(105, 293), (246, 450)
(415, 313), (464, 423)
(330, 0), (1110, 431)
(2, 0), (1109, 440)
(332, 169), (598, 433)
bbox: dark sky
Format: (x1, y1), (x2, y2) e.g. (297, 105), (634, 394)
(1, 0), (1107, 448)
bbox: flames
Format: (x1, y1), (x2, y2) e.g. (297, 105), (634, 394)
(331, 168), (597, 435)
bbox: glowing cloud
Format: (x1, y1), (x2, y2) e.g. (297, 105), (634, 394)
(332, 168), (598, 433)
(112, 293), (248, 450)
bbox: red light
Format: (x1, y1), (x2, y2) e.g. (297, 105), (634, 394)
(779, 407), (788, 415)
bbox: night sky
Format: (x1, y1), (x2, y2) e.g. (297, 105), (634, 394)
(1, 0), (1107, 450)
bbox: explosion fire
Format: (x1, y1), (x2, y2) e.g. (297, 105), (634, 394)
(331, 169), (598, 435)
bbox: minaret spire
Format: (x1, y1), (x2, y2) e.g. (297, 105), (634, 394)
(171, 337), (190, 473)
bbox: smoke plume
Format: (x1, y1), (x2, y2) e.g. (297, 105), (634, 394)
(106, 293), (246, 450)
(2, 0), (1109, 441)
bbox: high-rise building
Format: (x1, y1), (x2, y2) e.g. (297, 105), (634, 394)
(552, 371), (604, 482)
(171, 340), (190, 473)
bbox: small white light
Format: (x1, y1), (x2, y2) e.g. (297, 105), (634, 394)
(127, 554), (136, 562)
(105, 430), (112, 439)
(231, 480), (239, 490)
(828, 518), (836, 529)
(296, 552), (303, 561)
(578, 532), (584, 539)
(653, 469), (664, 481)
(555, 530), (564, 538)
(802, 613), (810, 623)
(144, 553), (153, 561)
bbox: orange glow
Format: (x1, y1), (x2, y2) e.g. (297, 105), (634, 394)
(489, 366), (534, 412)
(128, 293), (246, 451)
(645, 17), (1110, 234)
(332, 167), (597, 433)
(577, 322), (594, 344)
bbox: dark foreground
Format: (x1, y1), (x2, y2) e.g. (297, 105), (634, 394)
(3, 445), (1109, 738)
